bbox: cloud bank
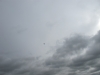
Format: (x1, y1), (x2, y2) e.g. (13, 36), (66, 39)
(0, 30), (100, 75)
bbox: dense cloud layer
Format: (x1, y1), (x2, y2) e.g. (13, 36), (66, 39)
(0, 30), (100, 75)
(1, 0), (100, 75)
(0, 0), (100, 58)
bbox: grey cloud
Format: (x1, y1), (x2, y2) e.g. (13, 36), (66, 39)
(0, 0), (100, 59)
(0, 56), (43, 75)
(0, 57), (26, 75)
(1, 0), (100, 75)
(45, 35), (89, 68)
(1, 30), (100, 75)
(68, 31), (100, 74)
(0, 56), (60, 75)
(45, 30), (100, 75)
(55, 35), (89, 57)
(45, 57), (67, 68)
(68, 72), (77, 75)
(91, 71), (100, 75)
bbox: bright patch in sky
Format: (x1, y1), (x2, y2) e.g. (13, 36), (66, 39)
(97, 19), (100, 29)
(93, 18), (100, 35)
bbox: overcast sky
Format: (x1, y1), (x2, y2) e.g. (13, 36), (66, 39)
(1, 0), (100, 75)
